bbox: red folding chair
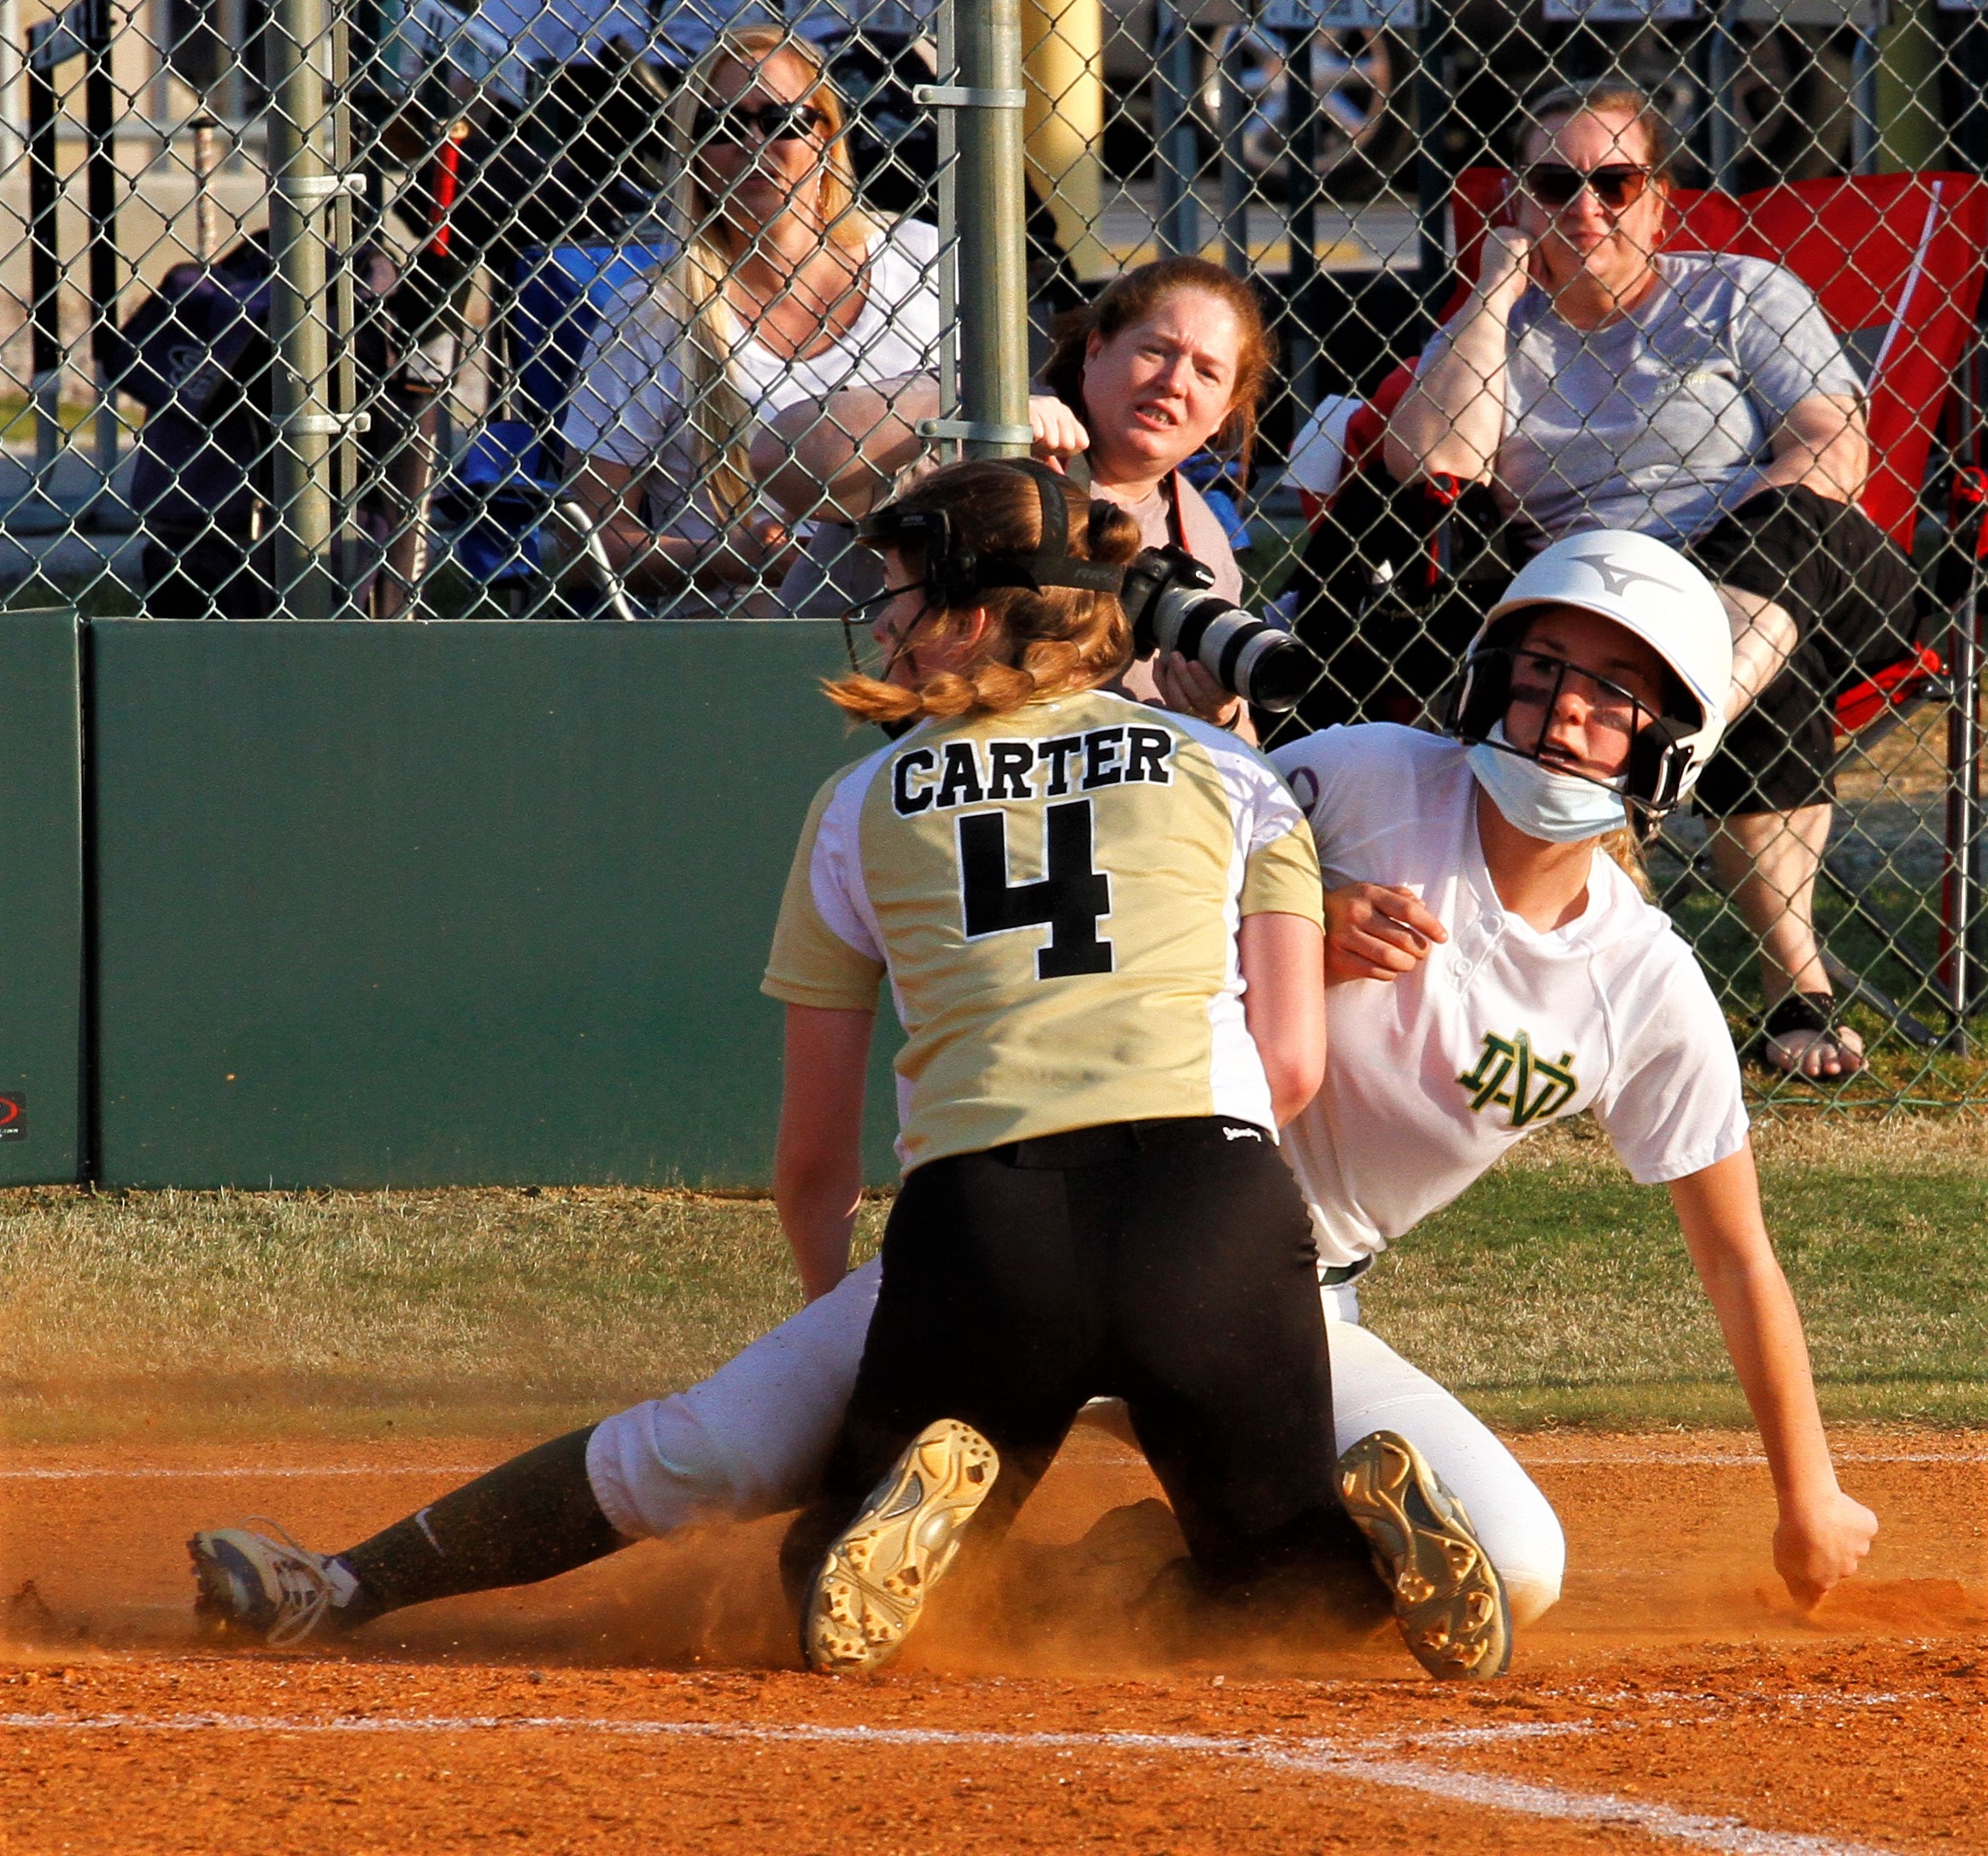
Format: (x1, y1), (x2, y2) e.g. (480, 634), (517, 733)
(1297, 169), (1988, 1040)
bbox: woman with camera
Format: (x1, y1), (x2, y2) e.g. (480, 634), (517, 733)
(753, 255), (1272, 724)
(558, 28), (941, 603)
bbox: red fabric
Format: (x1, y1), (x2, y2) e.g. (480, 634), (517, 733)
(426, 128), (469, 259)
(1833, 642), (1944, 737)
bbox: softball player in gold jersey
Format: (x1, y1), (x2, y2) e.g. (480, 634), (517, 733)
(769, 458), (1438, 1676)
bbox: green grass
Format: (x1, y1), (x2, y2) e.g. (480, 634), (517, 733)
(0, 1186), (887, 1444)
(1364, 1116), (1988, 1430)
(3, 1124), (1984, 1447)
(0, 394), (103, 445)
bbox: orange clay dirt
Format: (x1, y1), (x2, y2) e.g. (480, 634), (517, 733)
(3, 1425), (1985, 1854)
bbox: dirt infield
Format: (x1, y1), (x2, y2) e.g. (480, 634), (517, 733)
(3, 1428), (1985, 1853)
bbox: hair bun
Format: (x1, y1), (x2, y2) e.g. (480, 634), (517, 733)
(1085, 496), (1143, 569)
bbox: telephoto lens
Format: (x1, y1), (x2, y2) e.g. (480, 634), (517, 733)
(1120, 546), (1319, 713)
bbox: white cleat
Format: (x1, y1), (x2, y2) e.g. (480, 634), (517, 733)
(1339, 1430), (1512, 1680)
(805, 1418), (999, 1676)
(188, 1519), (348, 1646)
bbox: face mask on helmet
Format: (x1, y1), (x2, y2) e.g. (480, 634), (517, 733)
(1451, 530), (1731, 836)
(1450, 627), (1703, 837)
(1466, 722), (1629, 843)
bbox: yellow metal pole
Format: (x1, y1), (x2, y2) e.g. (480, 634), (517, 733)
(1022, 0), (1109, 281)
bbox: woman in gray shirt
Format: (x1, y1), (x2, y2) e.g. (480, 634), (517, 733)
(1384, 79), (1916, 1083)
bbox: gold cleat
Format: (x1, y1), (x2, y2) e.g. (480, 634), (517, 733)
(805, 1418), (1000, 1677)
(1338, 1430), (1512, 1680)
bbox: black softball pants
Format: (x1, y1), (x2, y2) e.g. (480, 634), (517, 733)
(782, 1116), (1372, 1600)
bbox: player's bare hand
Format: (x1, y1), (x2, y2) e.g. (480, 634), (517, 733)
(1323, 882), (1447, 986)
(1029, 394), (1090, 465)
(1774, 1489), (1879, 1610)
(1154, 651), (1247, 733)
(1479, 226), (1534, 303)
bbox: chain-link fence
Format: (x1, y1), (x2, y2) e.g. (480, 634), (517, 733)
(4, 0), (1988, 1104)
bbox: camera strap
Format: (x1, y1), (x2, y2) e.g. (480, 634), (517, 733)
(1162, 469), (1189, 556)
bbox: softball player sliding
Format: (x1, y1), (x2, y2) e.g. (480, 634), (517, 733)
(191, 457), (1512, 1682)
(189, 523), (1872, 1672)
(1275, 528), (1875, 1618)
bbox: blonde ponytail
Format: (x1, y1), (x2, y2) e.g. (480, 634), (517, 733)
(1599, 825), (1658, 902)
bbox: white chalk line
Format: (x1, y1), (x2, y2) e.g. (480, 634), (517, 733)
(1516, 1454), (1986, 1469)
(0, 1709), (1899, 1856)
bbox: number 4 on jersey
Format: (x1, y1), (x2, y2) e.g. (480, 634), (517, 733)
(958, 800), (1115, 978)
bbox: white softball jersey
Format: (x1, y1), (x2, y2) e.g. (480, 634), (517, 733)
(1270, 722), (1750, 1268)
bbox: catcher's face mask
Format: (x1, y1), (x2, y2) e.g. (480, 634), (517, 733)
(841, 551), (943, 686)
(1451, 607), (1698, 829)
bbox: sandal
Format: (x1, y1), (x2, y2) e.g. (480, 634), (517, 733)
(1758, 991), (1867, 1081)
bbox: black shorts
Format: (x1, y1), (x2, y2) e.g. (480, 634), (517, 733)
(784, 1116), (1369, 1595)
(1684, 485), (1921, 817)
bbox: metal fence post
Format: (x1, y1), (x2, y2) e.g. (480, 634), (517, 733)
(1278, 12), (1322, 417)
(266, 0), (340, 618)
(1412, 0), (1452, 306)
(936, 0), (960, 431)
(1152, 0), (1199, 260)
(0, 0), (22, 163)
(953, 0), (1030, 460)
(1216, 26), (1252, 275)
(83, 0), (128, 531)
(1706, 0), (1743, 191)
(1943, 594), (1981, 1051)
(20, 19), (66, 536)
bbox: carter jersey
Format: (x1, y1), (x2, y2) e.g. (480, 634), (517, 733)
(1269, 724), (1748, 1267)
(765, 689), (1323, 1171)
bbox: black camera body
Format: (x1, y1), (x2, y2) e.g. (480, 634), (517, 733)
(1118, 544), (1316, 714)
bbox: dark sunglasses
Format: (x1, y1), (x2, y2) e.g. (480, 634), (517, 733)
(692, 102), (829, 146)
(1521, 162), (1653, 211)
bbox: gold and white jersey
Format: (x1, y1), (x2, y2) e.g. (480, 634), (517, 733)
(765, 688), (1322, 1172)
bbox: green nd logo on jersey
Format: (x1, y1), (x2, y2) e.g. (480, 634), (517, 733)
(1456, 1031), (1579, 1129)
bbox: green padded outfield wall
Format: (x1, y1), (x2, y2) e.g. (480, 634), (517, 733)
(90, 620), (900, 1188)
(0, 608), (82, 1185)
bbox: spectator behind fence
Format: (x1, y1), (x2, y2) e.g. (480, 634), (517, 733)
(559, 27), (939, 608)
(752, 255), (1270, 725)
(1381, 78), (1921, 1081)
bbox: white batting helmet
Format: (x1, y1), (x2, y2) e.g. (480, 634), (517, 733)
(1452, 529), (1733, 821)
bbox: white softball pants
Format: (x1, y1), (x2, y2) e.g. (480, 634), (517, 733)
(587, 1257), (1565, 1626)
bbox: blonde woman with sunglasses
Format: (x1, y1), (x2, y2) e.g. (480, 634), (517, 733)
(1383, 79), (1919, 1084)
(560, 28), (941, 605)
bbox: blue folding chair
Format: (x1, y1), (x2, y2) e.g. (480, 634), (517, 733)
(436, 238), (669, 614)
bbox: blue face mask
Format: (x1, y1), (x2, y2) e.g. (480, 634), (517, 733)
(1466, 725), (1627, 844)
